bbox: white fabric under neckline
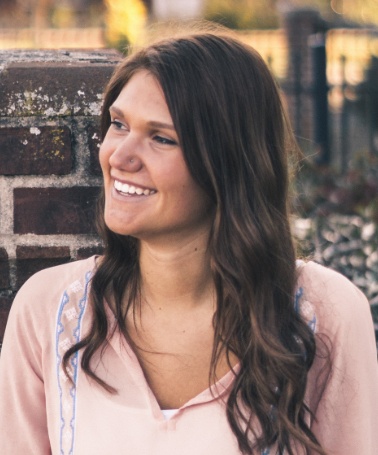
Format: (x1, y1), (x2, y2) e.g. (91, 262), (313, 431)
(161, 409), (178, 420)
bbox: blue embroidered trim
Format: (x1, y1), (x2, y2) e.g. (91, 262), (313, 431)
(56, 292), (68, 455)
(295, 286), (317, 332)
(294, 287), (303, 314)
(55, 271), (92, 455)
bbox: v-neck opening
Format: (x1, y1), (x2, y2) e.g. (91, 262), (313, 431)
(104, 301), (240, 417)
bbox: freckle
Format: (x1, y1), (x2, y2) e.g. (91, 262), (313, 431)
(195, 248), (198, 251)
(159, 307), (162, 310)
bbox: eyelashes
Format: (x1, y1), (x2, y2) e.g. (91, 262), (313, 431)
(110, 120), (126, 130)
(153, 135), (177, 146)
(109, 120), (178, 147)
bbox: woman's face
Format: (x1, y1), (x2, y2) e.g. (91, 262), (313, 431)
(99, 70), (213, 245)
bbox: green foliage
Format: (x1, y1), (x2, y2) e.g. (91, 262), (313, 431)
(204, 0), (279, 30)
(109, 34), (130, 55)
(294, 152), (378, 222)
(293, 153), (378, 337)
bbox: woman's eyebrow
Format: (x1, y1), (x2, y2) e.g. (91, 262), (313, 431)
(110, 105), (175, 131)
(147, 121), (176, 131)
(109, 105), (124, 117)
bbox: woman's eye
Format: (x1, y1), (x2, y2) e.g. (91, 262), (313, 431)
(153, 135), (177, 146)
(110, 120), (126, 130)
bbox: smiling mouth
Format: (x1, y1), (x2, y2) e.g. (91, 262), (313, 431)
(114, 180), (156, 196)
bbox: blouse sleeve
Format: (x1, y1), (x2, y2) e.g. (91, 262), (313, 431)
(304, 264), (378, 455)
(0, 277), (52, 454)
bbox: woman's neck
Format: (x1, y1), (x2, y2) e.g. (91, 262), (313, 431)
(138, 232), (214, 311)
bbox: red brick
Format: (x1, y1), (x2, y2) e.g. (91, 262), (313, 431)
(16, 246), (71, 289)
(14, 187), (101, 235)
(0, 126), (72, 175)
(0, 248), (10, 290)
(87, 121), (102, 176)
(76, 246), (104, 260)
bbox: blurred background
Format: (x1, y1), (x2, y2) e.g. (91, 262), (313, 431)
(1, 0), (378, 336)
(1, 1), (378, 169)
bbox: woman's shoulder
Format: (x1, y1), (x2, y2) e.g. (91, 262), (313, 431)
(19, 255), (97, 290)
(10, 255), (98, 322)
(296, 260), (371, 335)
(296, 260), (366, 303)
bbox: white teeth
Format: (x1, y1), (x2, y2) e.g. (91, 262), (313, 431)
(114, 180), (155, 196)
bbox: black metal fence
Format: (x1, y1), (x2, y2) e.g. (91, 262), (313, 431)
(285, 28), (378, 171)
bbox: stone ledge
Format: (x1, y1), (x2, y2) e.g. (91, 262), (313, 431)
(0, 50), (121, 117)
(0, 49), (121, 65)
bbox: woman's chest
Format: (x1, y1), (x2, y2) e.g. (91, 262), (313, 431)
(127, 313), (238, 410)
(51, 348), (242, 455)
(131, 329), (221, 409)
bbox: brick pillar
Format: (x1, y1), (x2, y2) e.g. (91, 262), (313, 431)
(0, 49), (121, 343)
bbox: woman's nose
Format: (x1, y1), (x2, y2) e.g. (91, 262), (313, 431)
(108, 136), (143, 173)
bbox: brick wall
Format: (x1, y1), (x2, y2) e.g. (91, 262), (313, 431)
(0, 49), (121, 344)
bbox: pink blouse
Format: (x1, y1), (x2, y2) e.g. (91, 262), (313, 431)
(0, 256), (377, 454)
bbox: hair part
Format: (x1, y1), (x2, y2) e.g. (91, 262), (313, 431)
(64, 32), (327, 455)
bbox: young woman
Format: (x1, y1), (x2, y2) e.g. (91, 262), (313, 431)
(0, 32), (377, 455)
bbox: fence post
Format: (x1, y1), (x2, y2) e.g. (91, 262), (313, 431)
(340, 55), (349, 172)
(366, 57), (378, 156)
(309, 33), (330, 165)
(293, 50), (302, 137)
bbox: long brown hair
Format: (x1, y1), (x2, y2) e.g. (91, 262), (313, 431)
(64, 33), (325, 455)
